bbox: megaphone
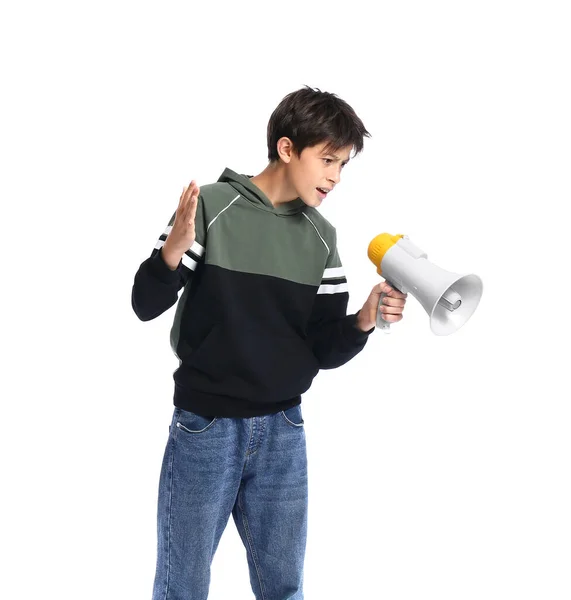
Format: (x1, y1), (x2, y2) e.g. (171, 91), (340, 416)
(367, 233), (483, 335)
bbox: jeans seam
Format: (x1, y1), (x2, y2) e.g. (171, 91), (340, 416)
(176, 417), (217, 434)
(280, 410), (304, 428)
(162, 434), (176, 599)
(238, 485), (266, 600)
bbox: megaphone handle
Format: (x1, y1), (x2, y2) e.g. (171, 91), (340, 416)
(376, 279), (396, 334)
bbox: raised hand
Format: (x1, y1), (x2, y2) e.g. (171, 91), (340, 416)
(162, 181), (200, 269)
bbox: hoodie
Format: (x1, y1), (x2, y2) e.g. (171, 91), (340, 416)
(131, 168), (373, 417)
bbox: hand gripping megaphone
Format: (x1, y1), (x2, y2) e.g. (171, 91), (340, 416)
(367, 233), (483, 335)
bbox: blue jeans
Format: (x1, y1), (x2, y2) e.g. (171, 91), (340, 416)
(152, 404), (308, 600)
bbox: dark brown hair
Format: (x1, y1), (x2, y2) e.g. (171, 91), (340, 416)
(267, 85), (371, 163)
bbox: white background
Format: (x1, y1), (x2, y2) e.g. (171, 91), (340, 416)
(2, 1), (570, 598)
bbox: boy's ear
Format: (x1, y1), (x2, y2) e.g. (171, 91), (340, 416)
(277, 137), (295, 163)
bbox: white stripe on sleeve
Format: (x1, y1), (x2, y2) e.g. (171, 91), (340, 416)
(317, 282), (349, 295)
(181, 253), (199, 271)
(322, 266), (345, 280)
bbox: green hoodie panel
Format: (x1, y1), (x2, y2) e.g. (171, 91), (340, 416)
(197, 169), (338, 286)
(204, 197), (329, 285)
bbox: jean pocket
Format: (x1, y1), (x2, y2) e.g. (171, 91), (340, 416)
(280, 404), (304, 428)
(175, 408), (217, 434)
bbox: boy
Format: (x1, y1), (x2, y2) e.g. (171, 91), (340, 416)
(132, 86), (407, 600)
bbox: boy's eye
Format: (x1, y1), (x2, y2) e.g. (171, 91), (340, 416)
(323, 158), (348, 168)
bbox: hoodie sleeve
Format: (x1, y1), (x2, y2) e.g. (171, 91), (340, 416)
(305, 232), (375, 369)
(131, 195), (206, 321)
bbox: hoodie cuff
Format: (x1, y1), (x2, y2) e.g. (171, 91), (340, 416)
(147, 248), (182, 284)
(345, 312), (375, 342)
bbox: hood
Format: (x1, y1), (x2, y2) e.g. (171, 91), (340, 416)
(217, 167), (306, 216)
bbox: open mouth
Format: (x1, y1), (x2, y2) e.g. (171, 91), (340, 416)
(316, 187), (329, 197)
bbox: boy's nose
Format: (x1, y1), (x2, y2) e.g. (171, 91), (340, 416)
(330, 166), (343, 184)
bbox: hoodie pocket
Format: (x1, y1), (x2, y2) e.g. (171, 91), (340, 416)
(187, 322), (319, 396)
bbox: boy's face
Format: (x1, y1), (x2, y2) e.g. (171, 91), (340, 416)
(285, 140), (353, 208)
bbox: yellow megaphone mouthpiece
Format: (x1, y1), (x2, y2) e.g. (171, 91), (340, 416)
(367, 233), (404, 275)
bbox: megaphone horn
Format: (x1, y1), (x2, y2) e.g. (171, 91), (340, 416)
(367, 234), (483, 336)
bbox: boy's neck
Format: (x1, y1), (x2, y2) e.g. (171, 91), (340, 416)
(250, 162), (298, 207)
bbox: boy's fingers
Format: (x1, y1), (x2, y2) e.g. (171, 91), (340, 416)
(188, 197), (198, 223)
(178, 186), (188, 208)
(180, 195), (198, 227)
(382, 296), (406, 307)
(380, 304), (404, 314)
(375, 282), (392, 295)
(180, 183), (198, 212)
(186, 183), (199, 203)
(382, 313), (403, 323)
(178, 185), (191, 212)
(379, 282), (407, 298)
(182, 181), (196, 201)
(174, 181), (199, 228)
